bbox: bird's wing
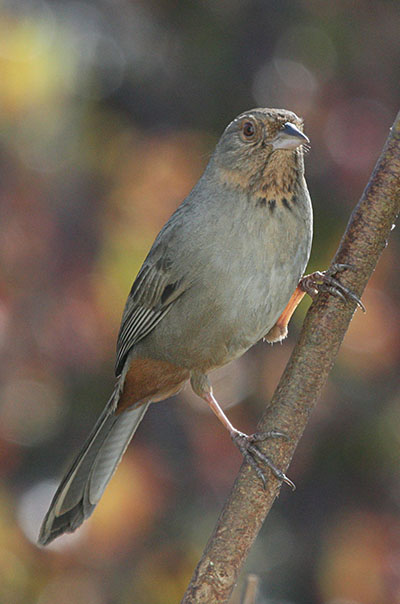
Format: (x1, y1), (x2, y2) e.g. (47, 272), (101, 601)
(115, 254), (188, 376)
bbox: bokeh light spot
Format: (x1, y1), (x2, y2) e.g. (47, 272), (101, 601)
(323, 98), (392, 172)
(253, 59), (318, 116)
(18, 480), (88, 550)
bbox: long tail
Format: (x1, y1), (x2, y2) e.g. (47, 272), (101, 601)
(38, 388), (150, 546)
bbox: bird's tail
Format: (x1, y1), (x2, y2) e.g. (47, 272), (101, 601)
(38, 387), (150, 546)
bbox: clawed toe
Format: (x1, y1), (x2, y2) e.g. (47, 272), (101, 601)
(328, 262), (354, 274)
(300, 264), (366, 312)
(231, 430), (295, 491)
(248, 430), (289, 443)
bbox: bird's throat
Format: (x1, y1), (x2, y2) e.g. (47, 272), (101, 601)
(218, 148), (304, 210)
(257, 149), (303, 200)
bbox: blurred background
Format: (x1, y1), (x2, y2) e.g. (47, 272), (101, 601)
(0, 1), (399, 602)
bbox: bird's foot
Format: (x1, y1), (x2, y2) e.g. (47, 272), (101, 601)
(231, 429), (296, 490)
(299, 263), (365, 312)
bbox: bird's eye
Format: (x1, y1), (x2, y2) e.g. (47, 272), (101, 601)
(242, 121), (256, 139)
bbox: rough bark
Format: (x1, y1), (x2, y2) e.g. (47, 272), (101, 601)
(182, 110), (400, 603)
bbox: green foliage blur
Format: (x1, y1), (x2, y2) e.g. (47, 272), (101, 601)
(0, 1), (399, 603)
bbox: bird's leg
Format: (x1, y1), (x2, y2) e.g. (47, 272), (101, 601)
(264, 286), (305, 343)
(265, 263), (365, 343)
(190, 373), (295, 490)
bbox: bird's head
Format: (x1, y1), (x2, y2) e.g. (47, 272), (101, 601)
(212, 107), (310, 197)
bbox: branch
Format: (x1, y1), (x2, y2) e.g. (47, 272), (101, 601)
(182, 110), (400, 603)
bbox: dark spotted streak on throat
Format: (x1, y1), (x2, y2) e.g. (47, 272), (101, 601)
(218, 146), (303, 213)
(255, 194), (297, 211)
(252, 146), (302, 212)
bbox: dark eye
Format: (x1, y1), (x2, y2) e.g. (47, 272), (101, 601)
(242, 120), (256, 138)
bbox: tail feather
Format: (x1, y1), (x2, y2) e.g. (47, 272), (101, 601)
(38, 390), (150, 546)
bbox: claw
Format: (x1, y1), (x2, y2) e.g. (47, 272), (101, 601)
(300, 264), (366, 312)
(327, 262), (354, 275)
(328, 264), (366, 311)
(248, 430), (289, 442)
(327, 282), (347, 302)
(231, 430), (295, 491)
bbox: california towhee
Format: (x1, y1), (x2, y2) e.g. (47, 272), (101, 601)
(39, 108), (360, 545)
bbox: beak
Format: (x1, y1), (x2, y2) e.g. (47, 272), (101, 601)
(271, 122), (310, 150)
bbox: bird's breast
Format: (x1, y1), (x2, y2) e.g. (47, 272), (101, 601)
(136, 185), (312, 372)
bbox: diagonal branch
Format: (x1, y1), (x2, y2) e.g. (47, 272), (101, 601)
(182, 109), (400, 604)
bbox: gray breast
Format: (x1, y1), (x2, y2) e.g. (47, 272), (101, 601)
(137, 185), (312, 372)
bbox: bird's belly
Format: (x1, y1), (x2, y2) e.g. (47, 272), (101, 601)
(216, 266), (298, 358)
(215, 231), (308, 351)
(143, 256), (302, 371)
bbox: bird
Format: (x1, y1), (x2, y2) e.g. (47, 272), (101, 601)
(39, 107), (345, 546)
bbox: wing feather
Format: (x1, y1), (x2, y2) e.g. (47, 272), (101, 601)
(115, 258), (187, 376)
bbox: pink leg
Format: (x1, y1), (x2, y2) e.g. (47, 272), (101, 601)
(191, 373), (295, 490)
(264, 285), (306, 343)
